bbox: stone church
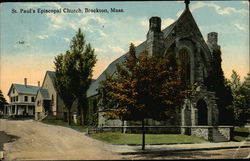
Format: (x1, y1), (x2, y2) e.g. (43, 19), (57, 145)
(86, 1), (233, 142)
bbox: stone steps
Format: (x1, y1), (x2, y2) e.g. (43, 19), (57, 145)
(213, 129), (228, 142)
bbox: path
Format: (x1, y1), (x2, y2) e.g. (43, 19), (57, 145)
(0, 119), (126, 160)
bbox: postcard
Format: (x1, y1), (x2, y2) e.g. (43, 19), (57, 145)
(0, 1), (249, 160)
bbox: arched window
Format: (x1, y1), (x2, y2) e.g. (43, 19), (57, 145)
(178, 48), (191, 83)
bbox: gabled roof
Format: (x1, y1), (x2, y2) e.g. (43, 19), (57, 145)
(86, 8), (209, 98)
(38, 88), (50, 100)
(47, 71), (56, 80)
(40, 70), (56, 89)
(8, 84), (40, 96)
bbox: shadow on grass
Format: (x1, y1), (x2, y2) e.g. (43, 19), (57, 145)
(122, 149), (223, 159)
(233, 127), (250, 142)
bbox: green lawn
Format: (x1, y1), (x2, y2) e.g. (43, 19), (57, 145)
(233, 127), (250, 142)
(89, 132), (207, 145)
(42, 119), (88, 132)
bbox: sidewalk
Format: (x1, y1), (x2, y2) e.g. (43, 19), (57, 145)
(108, 141), (250, 155)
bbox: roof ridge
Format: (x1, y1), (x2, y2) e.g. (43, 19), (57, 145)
(13, 83), (39, 87)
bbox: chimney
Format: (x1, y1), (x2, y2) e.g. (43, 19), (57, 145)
(207, 32), (220, 52)
(24, 78), (27, 87)
(149, 16), (161, 32)
(146, 16), (164, 57)
(207, 32), (218, 45)
(38, 81), (40, 87)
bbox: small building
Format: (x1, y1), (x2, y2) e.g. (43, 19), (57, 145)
(35, 71), (94, 124)
(35, 71), (66, 121)
(4, 78), (40, 117)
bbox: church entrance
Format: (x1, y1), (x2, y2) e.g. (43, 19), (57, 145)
(197, 99), (208, 125)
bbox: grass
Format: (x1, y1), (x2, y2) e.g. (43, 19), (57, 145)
(89, 132), (207, 145)
(233, 127), (250, 142)
(42, 119), (88, 132)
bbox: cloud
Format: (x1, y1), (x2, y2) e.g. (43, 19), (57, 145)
(80, 16), (106, 25)
(46, 14), (64, 24)
(190, 2), (249, 16)
(63, 37), (70, 42)
(162, 18), (175, 29)
(95, 48), (106, 53)
(36, 35), (49, 39)
(234, 24), (246, 31)
(140, 19), (148, 27)
(98, 30), (107, 37)
(108, 46), (125, 54)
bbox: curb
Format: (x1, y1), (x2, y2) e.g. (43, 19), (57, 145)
(119, 145), (250, 155)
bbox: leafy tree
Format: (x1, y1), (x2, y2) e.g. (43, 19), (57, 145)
(0, 89), (8, 114)
(54, 52), (75, 125)
(204, 49), (233, 125)
(229, 71), (250, 125)
(54, 28), (97, 125)
(69, 28), (97, 126)
(99, 43), (193, 150)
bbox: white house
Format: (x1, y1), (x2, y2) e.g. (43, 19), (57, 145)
(4, 78), (40, 117)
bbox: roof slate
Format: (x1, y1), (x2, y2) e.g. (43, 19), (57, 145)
(86, 17), (178, 98)
(38, 88), (50, 100)
(11, 84), (40, 95)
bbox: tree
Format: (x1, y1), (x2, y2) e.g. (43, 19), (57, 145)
(54, 28), (97, 125)
(229, 71), (250, 125)
(99, 43), (193, 150)
(54, 52), (75, 125)
(69, 28), (97, 126)
(204, 49), (234, 125)
(0, 89), (8, 115)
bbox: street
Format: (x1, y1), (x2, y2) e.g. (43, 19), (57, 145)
(0, 119), (249, 160)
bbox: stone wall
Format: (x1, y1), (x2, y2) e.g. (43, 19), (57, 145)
(101, 126), (181, 134)
(191, 127), (209, 140)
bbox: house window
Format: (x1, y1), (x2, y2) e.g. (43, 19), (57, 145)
(13, 88), (15, 94)
(24, 96), (28, 102)
(16, 96), (18, 102)
(13, 97), (15, 102)
(31, 97), (35, 102)
(37, 100), (41, 106)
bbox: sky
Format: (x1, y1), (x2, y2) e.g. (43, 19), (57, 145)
(0, 1), (249, 101)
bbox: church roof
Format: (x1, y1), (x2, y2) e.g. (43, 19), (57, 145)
(87, 16), (179, 97)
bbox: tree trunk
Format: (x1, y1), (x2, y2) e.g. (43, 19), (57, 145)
(81, 109), (85, 126)
(67, 108), (71, 125)
(142, 118), (145, 150)
(81, 99), (88, 126)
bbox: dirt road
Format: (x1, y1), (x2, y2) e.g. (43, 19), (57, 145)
(0, 119), (125, 160)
